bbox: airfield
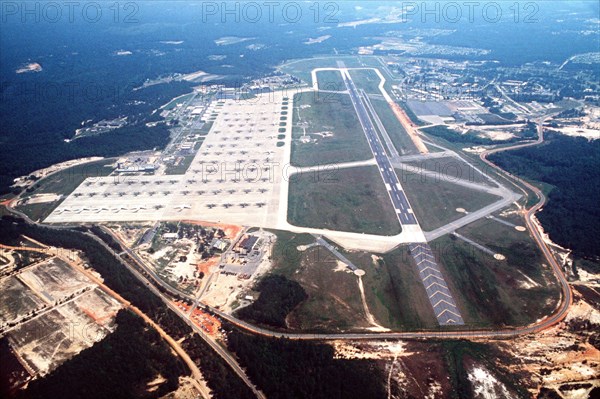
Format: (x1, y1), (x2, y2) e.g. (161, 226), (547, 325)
(45, 91), (292, 228)
(43, 65), (522, 257)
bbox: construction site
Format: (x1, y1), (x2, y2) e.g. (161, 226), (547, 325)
(0, 244), (121, 390)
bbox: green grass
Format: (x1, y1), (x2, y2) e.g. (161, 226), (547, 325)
(13, 203), (57, 223)
(416, 135), (537, 209)
(422, 125), (517, 146)
(291, 91), (372, 167)
(278, 55), (389, 85)
(286, 246), (370, 332)
(398, 169), (501, 231)
(16, 158), (115, 221)
(346, 248), (439, 330)
(267, 230), (435, 331)
(194, 121), (214, 136)
(402, 157), (495, 187)
(161, 92), (195, 110)
(165, 155), (195, 175)
(400, 101), (427, 126)
(348, 69), (382, 95)
(370, 98), (420, 155)
(288, 166), (401, 235)
(316, 70), (345, 91)
(266, 230), (316, 278)
(431, 215), (561, 327)
(21, 159), (114, 198)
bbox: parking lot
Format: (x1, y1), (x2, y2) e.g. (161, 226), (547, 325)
(45, 91), (292, 227)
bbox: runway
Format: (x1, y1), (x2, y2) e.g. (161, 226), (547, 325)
(339, 66), (417, 226)
(338, 63), (464, 325)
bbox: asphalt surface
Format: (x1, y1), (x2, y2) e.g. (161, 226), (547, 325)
(452, 232), (497, 257)
(312, 235), (359, 271)
(361, 91), (400, 159)
(340, 69), (418, 226)
(339, 66), (464, 326)
(3, 103), (572, 347)
(409, 243), (464, 325)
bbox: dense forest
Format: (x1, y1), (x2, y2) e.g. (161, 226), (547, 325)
(490, 133), (600, 259)
(235, 274), (307, 328)
(0, 119), (173, 195)
(0, 217), (255, 399)
(227, 329), (387, 399)
(20, 310), (185, 399)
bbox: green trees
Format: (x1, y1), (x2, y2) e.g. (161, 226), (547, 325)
(490, 133), (600, 258)
(236, 275), (307, 328)
(21, 310), (185, 399)
(228, 330), (387, 399)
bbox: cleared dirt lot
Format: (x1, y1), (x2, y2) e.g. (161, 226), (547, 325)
(18, 258), (94, 302)
(1, 254), (122, 380)
(8, 288), (120, 375)
(0, 278), (46, 325)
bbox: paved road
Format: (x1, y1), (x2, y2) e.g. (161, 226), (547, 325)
(0, 242), (212, 399)
(361, 90), (400, 158)
(487, 215), (518, 228)
(3, 108), (572, 343)
(312, 235), (358, 271)
(337, 64), (464, 326)
(452, 232), (497, 257)
(98, 227), (266, 399)
(339, 67), (417, 226)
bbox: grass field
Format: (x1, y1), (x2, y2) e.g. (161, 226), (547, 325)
(398, 169), (501, 231)
(16, 158), (115, 222)
(400, 101), (427, 126)
(402, 156), (496, 187)
(348, 69), (382, 94)
(278, 55), (391, 85)
(345, 248), (440, 330)
(165, 156), (193, 175)
(286, 246), (372, 332)
(266, 230), (316, 277)
(431, 212), (561, 327)
(266, 223), (555, 331)
(267, 231), (438, 331)
(161, 92), (195, 110)
(22, 159), (115, 198)
(288, 166), (401, 235)
(370, 98), (420, 155)
(193, 121), (213, 136)
(13, 203), (57, 223)
(291, 91), (372, 167)
(316, 70), (345, 91)
(264, 231), (371, 331)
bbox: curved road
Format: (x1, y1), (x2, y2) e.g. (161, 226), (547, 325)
(3, 117), (572, 343)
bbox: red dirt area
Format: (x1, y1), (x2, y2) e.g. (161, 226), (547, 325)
(197, 256), (219, 276)
(174, 300), (191, 313)
(173, 301), (221, 336)
(181, 220), (244, 240)
(80, 306), (115, 326)
(388, 101), (429, 154)
(191, 308), (221, 336)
